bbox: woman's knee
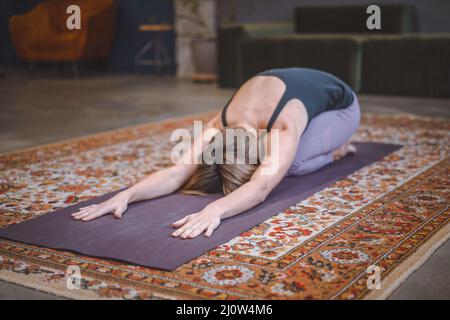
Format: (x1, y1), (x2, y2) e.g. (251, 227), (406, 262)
(346, 94), (361, 132)
(289, 94), (361, 174)
(334, 96), (361, 142)
(287, 153), (333, 176)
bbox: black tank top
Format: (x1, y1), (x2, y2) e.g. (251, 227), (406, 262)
(221, 67), (355, 130)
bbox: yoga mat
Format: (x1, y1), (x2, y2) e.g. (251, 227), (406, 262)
(0, 142), (401, 270)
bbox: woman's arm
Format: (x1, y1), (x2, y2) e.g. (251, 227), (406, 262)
(72, 114), (221, 221)
(171, 128), (302, 238)
(124, 163), (196, 203)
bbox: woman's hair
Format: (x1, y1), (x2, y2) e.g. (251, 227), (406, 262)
(181, 127), (259, 195)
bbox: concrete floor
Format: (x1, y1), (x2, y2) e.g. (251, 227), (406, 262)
(0, 71), (449, 299)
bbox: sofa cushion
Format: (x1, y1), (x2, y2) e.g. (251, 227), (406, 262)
(361, 33), (450, 98)
(294, 5), (415, 34)
(240, 35), (362, 91)
(218, 22), (294, 87)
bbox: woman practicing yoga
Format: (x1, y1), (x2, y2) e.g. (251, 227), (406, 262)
(72, 67), (361, 239)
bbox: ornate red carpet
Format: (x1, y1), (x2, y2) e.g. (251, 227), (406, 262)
(0, 112), (448, 299)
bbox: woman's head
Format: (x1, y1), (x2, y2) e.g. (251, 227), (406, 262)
(181, 127), (260, 195)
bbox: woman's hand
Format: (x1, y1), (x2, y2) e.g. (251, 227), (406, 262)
(71, 192), (130, 221)
(171, 211), (221, 239)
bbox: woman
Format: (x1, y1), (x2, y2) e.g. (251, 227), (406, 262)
(72, 67), (360, 239)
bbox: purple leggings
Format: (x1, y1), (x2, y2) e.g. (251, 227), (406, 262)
(287, 93), (361, 176)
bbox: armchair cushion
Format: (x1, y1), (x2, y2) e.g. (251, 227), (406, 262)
(9, 0), (116, 62)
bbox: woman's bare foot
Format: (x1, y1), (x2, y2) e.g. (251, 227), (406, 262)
(333, 142), (357, 161)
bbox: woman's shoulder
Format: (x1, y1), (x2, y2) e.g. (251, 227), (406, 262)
(208, 112), (224, 129)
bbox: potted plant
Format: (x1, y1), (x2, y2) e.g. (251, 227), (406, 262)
(176, 0), (217, 81)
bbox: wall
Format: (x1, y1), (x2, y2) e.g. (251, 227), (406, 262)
(223, 0), (450, 32)
(0, 0), (175, 73)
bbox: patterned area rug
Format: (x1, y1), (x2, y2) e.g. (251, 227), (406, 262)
(0, 112), (448, 300)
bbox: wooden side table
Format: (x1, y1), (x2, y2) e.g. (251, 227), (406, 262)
(135, 24), (173, 74)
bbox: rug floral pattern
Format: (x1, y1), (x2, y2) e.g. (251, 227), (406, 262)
(0, 113), (448, 299)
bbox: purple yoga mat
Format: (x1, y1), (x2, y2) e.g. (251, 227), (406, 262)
(0, 142), (401, 270)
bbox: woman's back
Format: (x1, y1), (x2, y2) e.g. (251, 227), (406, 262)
(222, 67), (355, 130)
(258, 68), (355, 120)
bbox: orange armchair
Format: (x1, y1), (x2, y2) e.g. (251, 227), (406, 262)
(9, 0), (116, 63)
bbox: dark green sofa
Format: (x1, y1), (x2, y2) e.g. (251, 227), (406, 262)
(217, 5), (450, 98)
(217, 22), (294, 87)
(294, 5), (414, 34)
(240, 34), (362, 91)
(361, 34), (450, 98)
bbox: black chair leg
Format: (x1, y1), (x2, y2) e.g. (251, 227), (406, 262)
(71, 61), (79, 78)
(28, 61), (35, 76)
(57, 62), (64, 75)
